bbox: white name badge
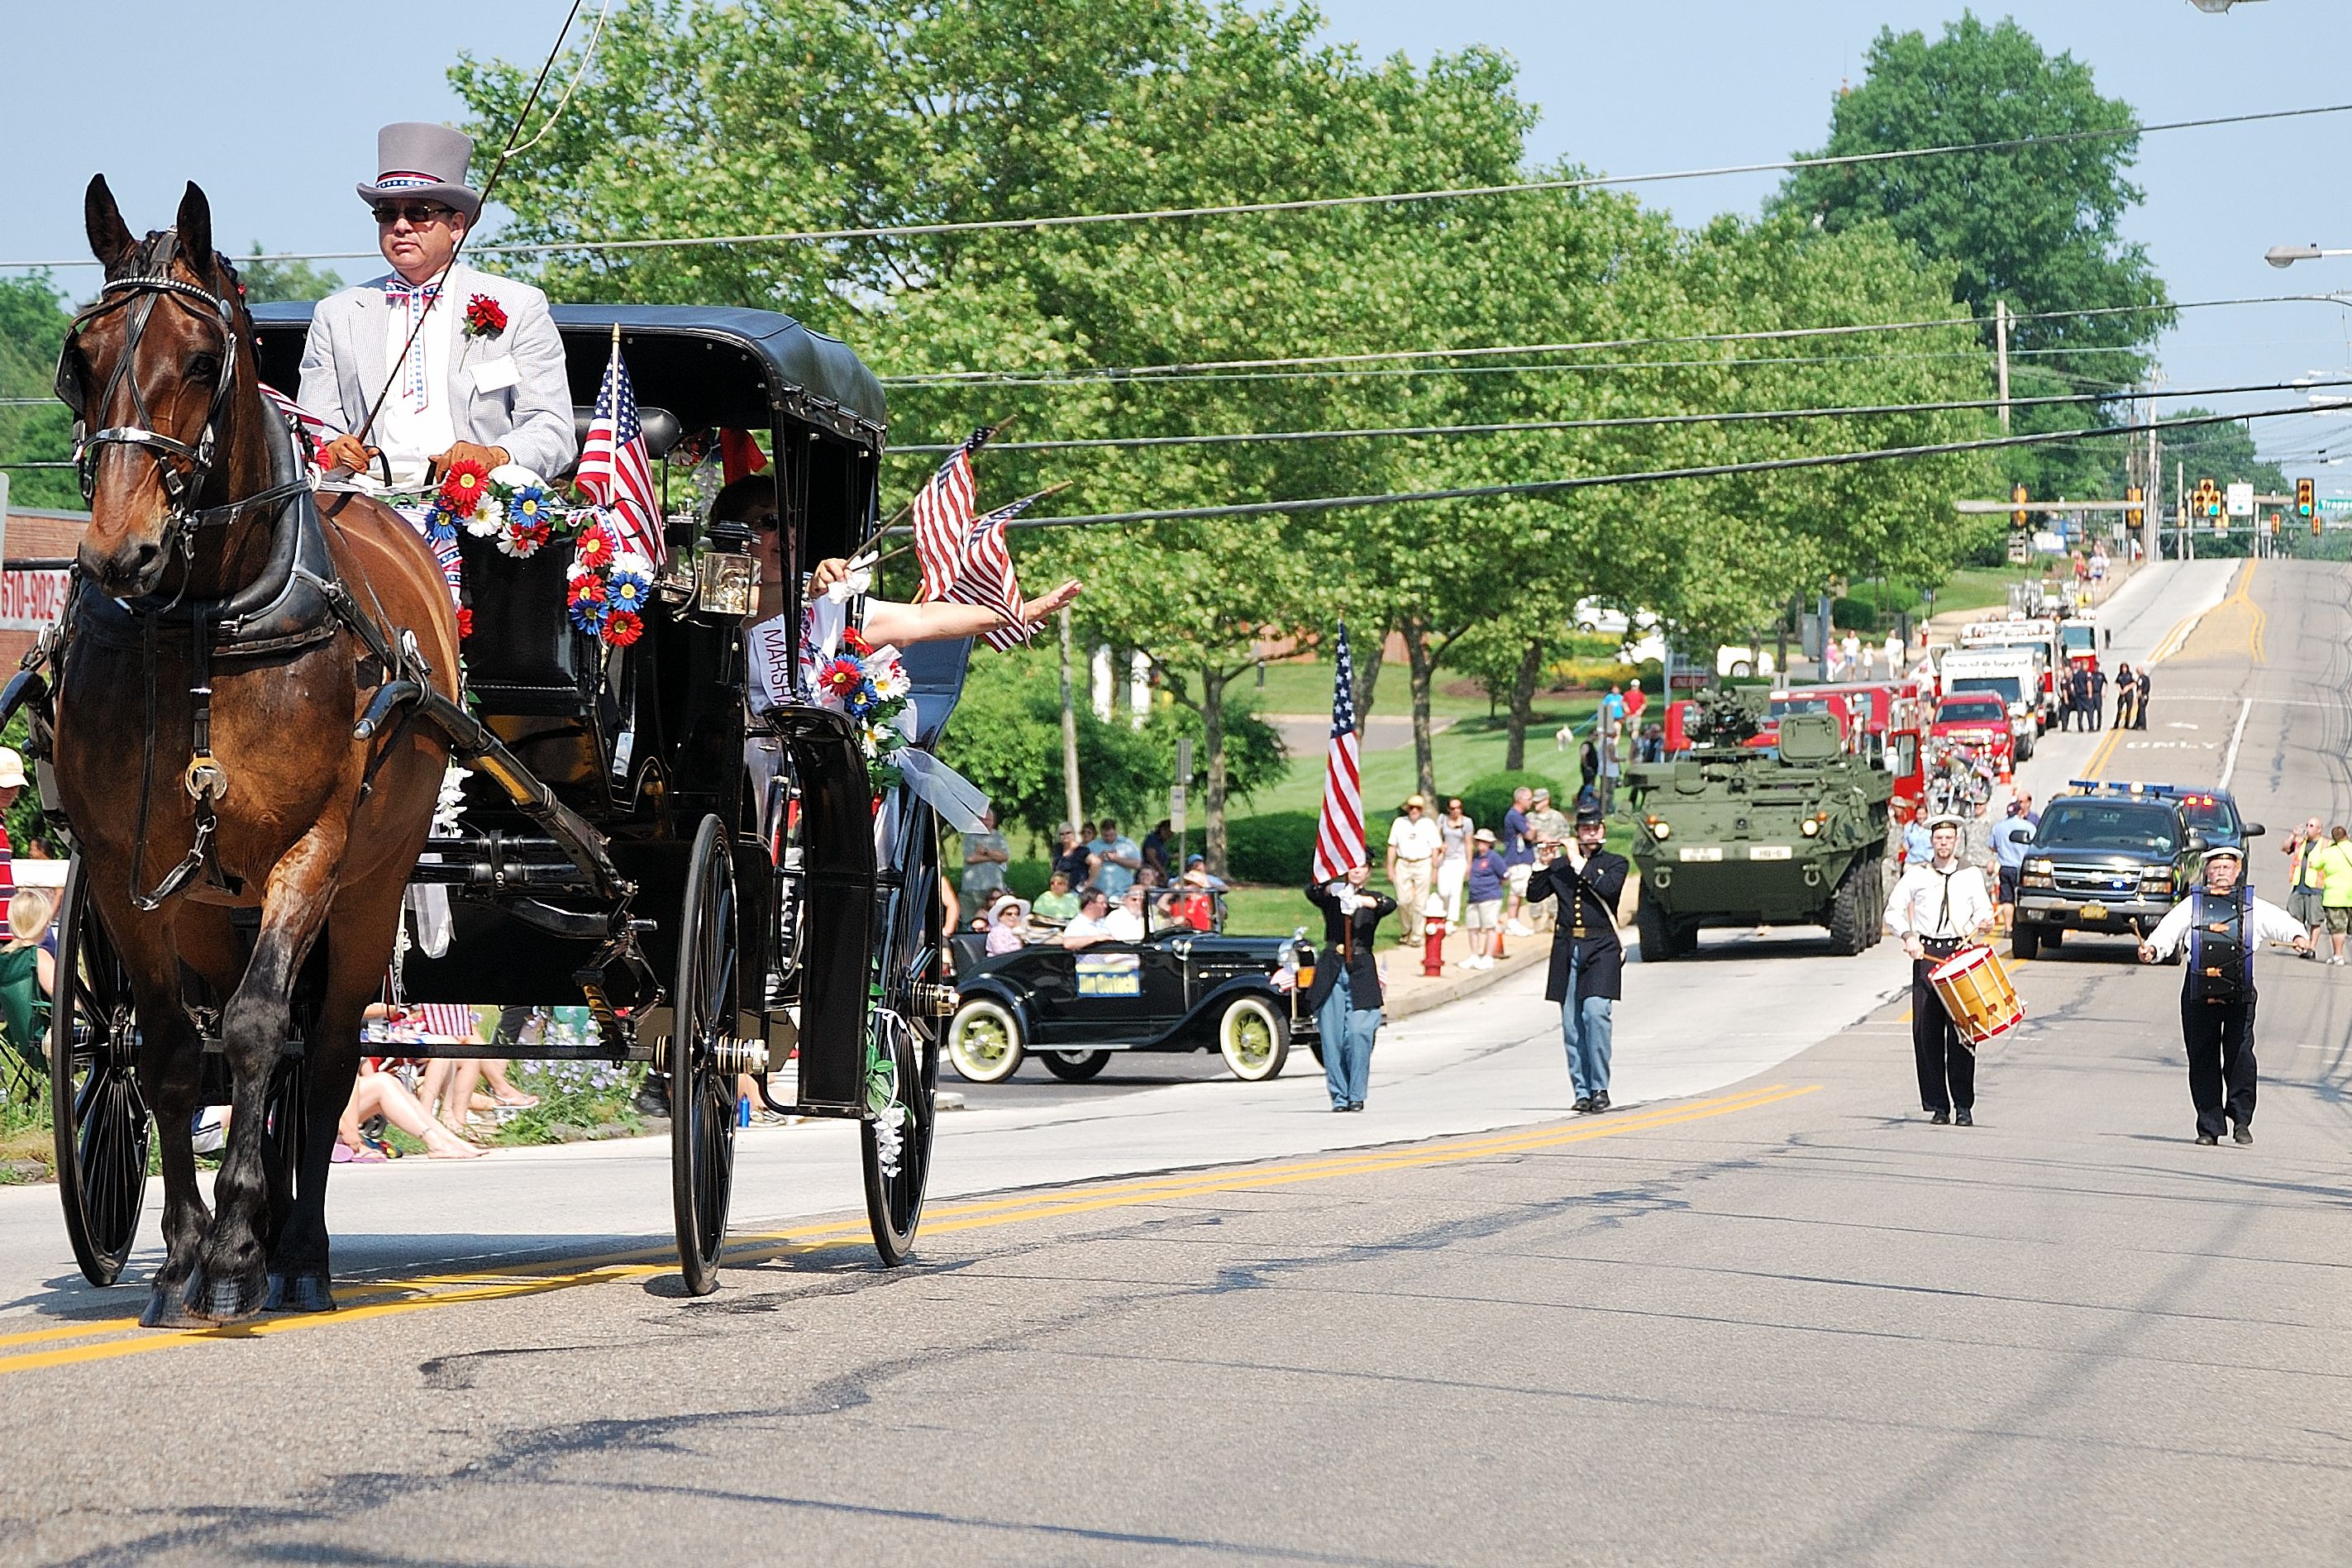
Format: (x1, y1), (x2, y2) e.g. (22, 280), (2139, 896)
(747, 612), (796, 714)
(470, 356), (519, 393)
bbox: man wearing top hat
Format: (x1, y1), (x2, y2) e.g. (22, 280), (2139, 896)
(300, 122), (575, 486)
(1526, 788), (1629, 1113)
(2140, 843), (2308, 1145)
(1883, 813), (1994, 1124)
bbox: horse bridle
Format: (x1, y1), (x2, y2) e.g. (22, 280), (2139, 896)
(55, 233), (310, 566)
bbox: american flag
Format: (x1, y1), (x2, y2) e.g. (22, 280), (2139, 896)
(945, 489), (1046, 650)
(1311, 622), (1365, 883)
(575, 337), (663, 564)
(911, 426), (995, 601)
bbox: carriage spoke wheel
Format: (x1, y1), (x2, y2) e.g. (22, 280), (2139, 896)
(670, 815), (739, 1296)
(861, 1007), (936, 1265)
(50, 858), (152, 1287)
(863, 808), (939, 1265)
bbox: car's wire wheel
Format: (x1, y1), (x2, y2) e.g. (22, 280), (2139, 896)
(947, 998), (1023, 1084)
(1218, 994), (1289, 1082)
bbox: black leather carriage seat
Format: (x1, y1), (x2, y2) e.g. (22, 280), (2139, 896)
(899, 636), (973, 749)
(567, 404), (685, 464)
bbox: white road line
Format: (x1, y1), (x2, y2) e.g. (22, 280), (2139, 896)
(2218, 698), (2253, 789)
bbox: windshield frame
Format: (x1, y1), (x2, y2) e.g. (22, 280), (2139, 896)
(2033, 800), (2179, 855)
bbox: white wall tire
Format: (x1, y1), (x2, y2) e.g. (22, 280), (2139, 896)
(947, 998), (1024, 1084)
(1218, 994), (1289, 1082)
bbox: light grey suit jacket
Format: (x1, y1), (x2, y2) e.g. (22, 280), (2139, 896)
(296, 263), (578, 478)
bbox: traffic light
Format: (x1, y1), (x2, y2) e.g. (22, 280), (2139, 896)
(2297, 477), (2316, 518)
(2011, 484), (2030, 528)
(2193, 477), (2222, 521)
(2125, 485), (2143, 527)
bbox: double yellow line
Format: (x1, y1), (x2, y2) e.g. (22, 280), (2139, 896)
(0, 1082), (1816, 1380)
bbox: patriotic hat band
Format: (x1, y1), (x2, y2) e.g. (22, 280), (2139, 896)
(357, 122), (480, 221)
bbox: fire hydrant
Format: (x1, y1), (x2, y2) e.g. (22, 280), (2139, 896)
(1422, 898), (1448, 977)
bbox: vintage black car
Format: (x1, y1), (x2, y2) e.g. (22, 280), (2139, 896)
(945, 899), (1318, 1084)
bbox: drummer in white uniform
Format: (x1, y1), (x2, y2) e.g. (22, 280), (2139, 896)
(1884, 813), (1996, 1125)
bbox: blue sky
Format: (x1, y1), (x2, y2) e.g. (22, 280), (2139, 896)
(8, 2), (2348, 483)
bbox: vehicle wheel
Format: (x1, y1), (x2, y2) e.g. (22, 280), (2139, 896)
(865, 805), (941, 1265)
(2016, 731), (2035, 762)
(50, 856), (152, 1288)
(947, 998), (1025, 1084)
(1039, 1049), (1110, 1083)
(1825, 862), (1872, 956)
(1218, 994), (1289, 1081)
(2011, 924), (2040, 960)
(2045, 927), (2064, 949)
(1637, 897), (1676, 962)
(862, 1006), (936, 1265)
(670, 813), (739, 1297)
(1729, 660), (1753, 679)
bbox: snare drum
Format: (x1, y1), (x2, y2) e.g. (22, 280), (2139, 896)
(1928, 944), (2024, 1048)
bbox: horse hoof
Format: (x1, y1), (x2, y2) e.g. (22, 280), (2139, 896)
(186, 1270), (267, 1324)
(267, 1271), (336, 1314)
(139, 1283), (206, 1330)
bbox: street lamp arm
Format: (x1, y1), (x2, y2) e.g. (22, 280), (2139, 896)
(2265, 245), (2352, 269)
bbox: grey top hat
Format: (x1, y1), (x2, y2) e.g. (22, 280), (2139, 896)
(357, 122), (481, 222)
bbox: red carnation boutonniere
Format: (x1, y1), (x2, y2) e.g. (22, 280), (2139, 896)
(463, 293), (508, 339)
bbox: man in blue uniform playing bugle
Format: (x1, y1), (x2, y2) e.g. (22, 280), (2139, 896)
(1527, 788), (1630, 1113)
(2140, 843), (2308, 1145)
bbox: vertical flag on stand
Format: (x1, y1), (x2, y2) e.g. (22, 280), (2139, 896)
(575, 331), (664, 565)
(911, 425), (996, 600)
(946, 489), (1047, 650)
(1311, 622), (1365, 883)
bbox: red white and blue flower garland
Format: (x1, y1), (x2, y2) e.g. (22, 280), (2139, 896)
(398, 460), (651, 649)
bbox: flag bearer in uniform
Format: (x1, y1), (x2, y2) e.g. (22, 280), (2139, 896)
(1883, 813), (1995, 1125)
(1304, 867), (1395, 1113)
(1526, 789), (1629, 1114)
(301, 122), (576, 484)
(2140, 845), (2309, 1145)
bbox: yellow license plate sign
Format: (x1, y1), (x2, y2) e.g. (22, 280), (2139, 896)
(2078, 902), (2107, 922)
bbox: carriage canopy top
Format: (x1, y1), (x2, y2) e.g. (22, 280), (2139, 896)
(246, 302), (889, 453)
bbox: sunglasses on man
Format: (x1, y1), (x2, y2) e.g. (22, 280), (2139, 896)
(374, 203), (456, 226)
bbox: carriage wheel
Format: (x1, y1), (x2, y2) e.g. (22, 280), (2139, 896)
(50, 857), (152, 1288)
(861, 1006), (936, 1265)
(863, 810), (940, 1265)
(670, 814), (739, 1296)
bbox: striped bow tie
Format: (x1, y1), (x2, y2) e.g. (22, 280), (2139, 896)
(383, 279), (441, 413)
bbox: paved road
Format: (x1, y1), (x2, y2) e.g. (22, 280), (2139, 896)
(4, 560), (2350, 1566)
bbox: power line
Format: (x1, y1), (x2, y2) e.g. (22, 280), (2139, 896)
(7, 101), (2350, 274)
(880, 403), (2314, 536)
(885, 294), (2323, 388)
(885, 374), (2344, 455)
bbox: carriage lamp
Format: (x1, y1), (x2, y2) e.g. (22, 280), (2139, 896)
(696, 546), (757, 617)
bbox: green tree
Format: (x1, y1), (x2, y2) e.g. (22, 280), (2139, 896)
(234, 245), (343, 304)
(1774, 13), (2172, 498)
(0, 275), (78, 510)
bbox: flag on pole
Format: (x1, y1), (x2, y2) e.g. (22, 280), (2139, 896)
(575, 333), (664, 565)
(945, 489), (1047, 650)
(1311, 622), (1365, 883)
(911, 425), (995, 601)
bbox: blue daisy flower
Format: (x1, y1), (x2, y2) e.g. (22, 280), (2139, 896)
(606, 570), (650, 613)
(508, 485), (546, 527)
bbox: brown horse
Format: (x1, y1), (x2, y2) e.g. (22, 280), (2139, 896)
(56, 178), (458, 1325)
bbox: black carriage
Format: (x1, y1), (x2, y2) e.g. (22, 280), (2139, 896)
(31, 304), (957, 1294)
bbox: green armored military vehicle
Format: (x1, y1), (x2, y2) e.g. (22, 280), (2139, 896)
(1620, 686), (1892, 960)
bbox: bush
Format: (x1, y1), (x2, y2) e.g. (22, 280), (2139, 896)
(1456, 770), (1568, 832)
(1224, 811), (1320, 885)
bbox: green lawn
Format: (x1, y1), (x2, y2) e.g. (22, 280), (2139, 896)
(1246, 706), (1602, 817)
(1844, 565), (2065, 622)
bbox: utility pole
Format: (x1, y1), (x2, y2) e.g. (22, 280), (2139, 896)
(1994, 299), (2011, 431)
(2178, 459), (2190, 562)
(1057, 607), (1084, 833)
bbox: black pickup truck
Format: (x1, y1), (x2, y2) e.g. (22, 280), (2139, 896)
(2011, 783), (2262, 960)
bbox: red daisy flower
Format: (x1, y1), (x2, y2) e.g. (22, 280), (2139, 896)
(818, 656), (863, 699)
(841, 627), (873, 656)
(438, 459), (489, 514)
(567, 574), (607, 608)
(604, 609), (644, 648)
(574, 525), (615, 572)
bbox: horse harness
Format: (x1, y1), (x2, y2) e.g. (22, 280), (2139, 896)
(31, 241), (441, 910)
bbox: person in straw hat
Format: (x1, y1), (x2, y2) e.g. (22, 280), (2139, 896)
(2140, 843), (2308, 1145)
(1883, 812), (1994, 1125)
(300, 122), (575, 486)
